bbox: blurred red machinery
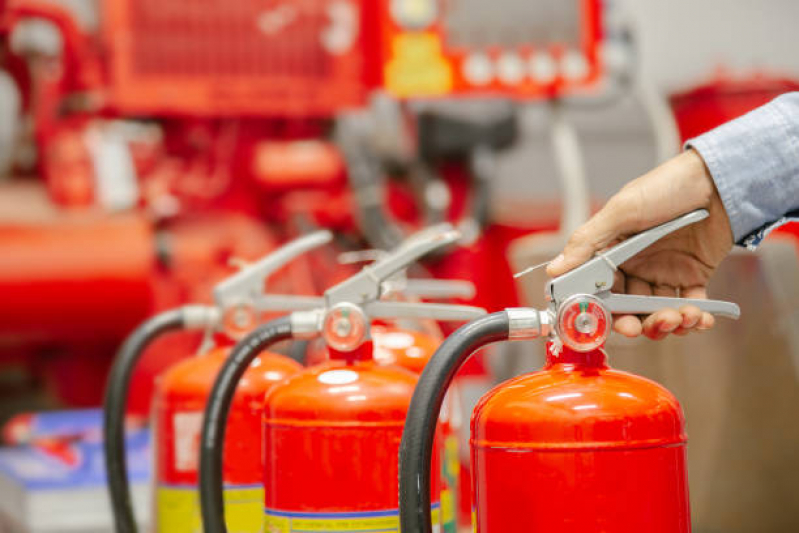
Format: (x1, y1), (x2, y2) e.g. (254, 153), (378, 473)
(0, 0), (610, 420)
(0, 0), (382, 412)
(379, 0), (602, 99)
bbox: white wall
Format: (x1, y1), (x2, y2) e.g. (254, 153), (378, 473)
(626, 0), (799, 91)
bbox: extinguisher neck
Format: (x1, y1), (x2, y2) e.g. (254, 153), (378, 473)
(328, 339), (375, 365)
(545, 343), (607, 370)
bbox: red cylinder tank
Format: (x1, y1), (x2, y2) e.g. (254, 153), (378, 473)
(262, 342), (443, 532)
(152, 345), (301, 532)
(471, 344), (690, 533)
(306, 326), (461, 531)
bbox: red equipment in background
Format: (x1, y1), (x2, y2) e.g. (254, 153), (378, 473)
(104, 0), (378, 118)
(0, 213), (154, 345)
(154, 345), (301, 532)
(379, 0), (603, 99)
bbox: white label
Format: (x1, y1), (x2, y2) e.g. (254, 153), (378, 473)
(173, 412), (203, 473)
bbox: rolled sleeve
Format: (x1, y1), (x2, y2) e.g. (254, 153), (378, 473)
(686, 93), (799, 248)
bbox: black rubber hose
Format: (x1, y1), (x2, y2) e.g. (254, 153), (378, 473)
(199, 316), (294, 533)
(399, 312), (510, 533)
(103, 309), (186, 533)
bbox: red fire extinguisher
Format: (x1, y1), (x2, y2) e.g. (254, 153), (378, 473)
(197, 224), (487, 533)
(153, 344), (301, 531)
(103, 231), (333, 533)
(305, 323), (463, 532)
(399, 209), (741, 533)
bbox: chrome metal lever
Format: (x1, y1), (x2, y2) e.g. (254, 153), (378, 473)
(325, 223), (460, 307)
(383, 279), (476, 300)
(548, 210), (710, 304)
(213, 230), (333, 310)
(363, 301), (486, 322)
(599, 293), (741, 319)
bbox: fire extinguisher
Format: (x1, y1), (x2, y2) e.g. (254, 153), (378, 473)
(304, 324), (464, 533)
(399, 209), (742, 533)
(197, 224), (487, 533)
(103, 230), (334, 533)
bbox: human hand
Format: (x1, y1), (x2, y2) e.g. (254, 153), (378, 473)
(546, 150), (734, 339)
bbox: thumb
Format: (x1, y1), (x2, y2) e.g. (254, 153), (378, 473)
(546, 199), (630, 277)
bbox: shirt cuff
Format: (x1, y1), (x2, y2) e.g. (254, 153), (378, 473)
(685, 93), (799, 248)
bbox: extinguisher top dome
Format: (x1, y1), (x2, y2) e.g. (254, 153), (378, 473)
(471, 345), (687, 450)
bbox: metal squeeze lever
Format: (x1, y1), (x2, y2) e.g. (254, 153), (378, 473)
(258, 224), (486, 351)
(546, 209), (741, 319)
(338, 248), (477, 300)
(507, 209), (740, 351)
(211, 230), (334, 335)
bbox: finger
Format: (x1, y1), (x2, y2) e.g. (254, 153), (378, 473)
(682, 286), (708, 300)
(626, 276), (653, 297)
(613, 315), (643, 337)
(653, 285), (678, 297)
(546, 201), (628, 277)
(697, 312), (715, 330)
(611, 270), (625, 293)
(679, 305), (702, 330)
(642, 308), (682, 340)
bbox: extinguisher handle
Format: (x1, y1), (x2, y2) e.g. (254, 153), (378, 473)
(548, 210), (711, 304)
(338, 248), (476, 300)
(213, 230), (333, 309)
(600, 293), (741, 319)
(364, 300), (486, 322)
(383, 278), (477, 300)
(326, 223), (461, 306)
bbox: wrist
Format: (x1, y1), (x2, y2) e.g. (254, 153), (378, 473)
(680, 149), (716, 208)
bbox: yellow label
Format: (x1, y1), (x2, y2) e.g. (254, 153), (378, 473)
(157, 484), (264, 532)
(385, 33), (453, 98)
(444, 436), (460, 482)
(264, 506), (440, 533)
(440, 489), (455, 530)
(441, 435), (460, 531)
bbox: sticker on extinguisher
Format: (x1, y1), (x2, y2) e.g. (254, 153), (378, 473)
(173, 411), (202, 472)
(264, 504), (441, 533)
(157, 483), (264, 532)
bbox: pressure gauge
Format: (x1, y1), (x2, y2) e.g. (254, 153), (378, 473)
(390, 0), (438, 30)
(556, 294), (611, 352)
(323, 303), (369, 352)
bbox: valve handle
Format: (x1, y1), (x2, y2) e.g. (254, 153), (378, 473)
(338, 247), (475, 300)
(326, 224), (460, 306)
(365, 223), (460, 284)
(548, 209), (728, 307)
(364, 301), (486, 322)
(599, 293), (740, 319)
(601, 210), (708, 271)
(213, 230), (333, 309)
(384, 279), (477, 300)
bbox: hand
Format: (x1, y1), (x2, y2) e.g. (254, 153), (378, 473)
(546, 150), (734, 339)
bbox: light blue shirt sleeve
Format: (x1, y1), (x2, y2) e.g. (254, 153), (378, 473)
(686, 92), (799, 249)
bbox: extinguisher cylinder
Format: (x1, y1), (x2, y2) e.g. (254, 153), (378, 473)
(399, 312), (510, 533)
(199, 316), (294, 533)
